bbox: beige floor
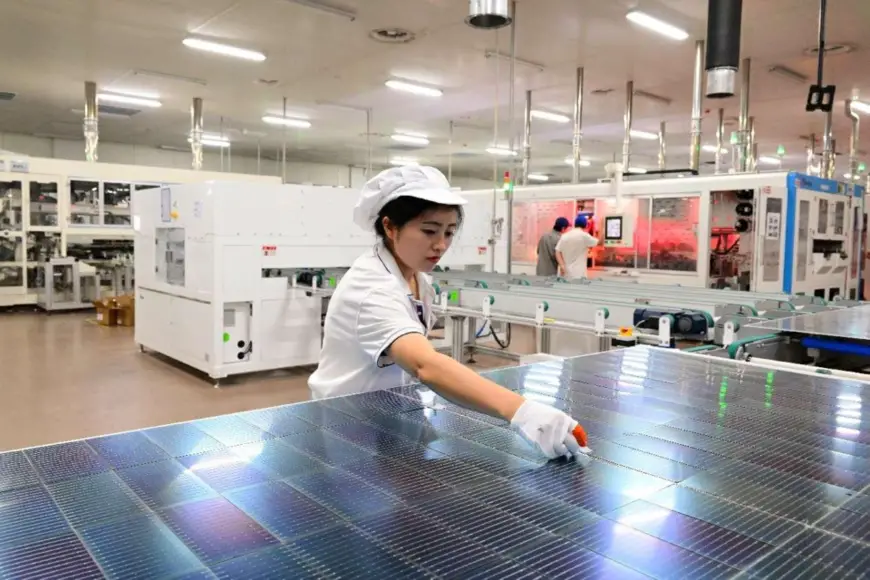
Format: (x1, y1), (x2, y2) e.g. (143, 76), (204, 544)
(0, 312), (527, 452)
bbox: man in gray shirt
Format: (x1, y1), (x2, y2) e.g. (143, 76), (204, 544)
(536, 217), (570, 276)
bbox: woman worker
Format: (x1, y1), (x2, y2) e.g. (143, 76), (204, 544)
(308, 165), (589, 459)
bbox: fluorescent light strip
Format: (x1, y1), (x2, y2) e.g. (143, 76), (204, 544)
(627, 167), (648, 174)
(104, 89), (160, 100)
(630, 129), (659, 141)
(563, 157), (592, 166)
(703, 145), (728, 154)
(486, 147), (517, 157)
(262, 115), (312, 128)
(531, 110), (570, 123)
(625, 10), (689, 41)
(188, 138), (230, 148)
(390, 157), (419, 166)
(391, 133), (430, 146)
(852, 101), (870, 115)
(758, 156), (781, 165)
(385, 79), (443, 97)
(528, 173), (550, 182)
(182, 37), (266, 62)
(97, 93), (162, 108)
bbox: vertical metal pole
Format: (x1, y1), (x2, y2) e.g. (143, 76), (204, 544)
(748, 116), (756, 171)
(738, 58), (751, 172)
(690, 40), (704, 173)
(219, 116), (225, 171)
(807, 133), (816, 175)
(257, 140), (261, 174)
(366, 108), (372, 178)
(830, 138), (837, 178)
(572, 67), (584, 184)
(622, 80), (634, 170)
(506, 0), (517, 274)
(190, 97), (203, 171)
(447, 120), (454, 182)
(846, 100), (860, 183)
(282, 97), (288, 182)
(823, 107), (834, 178)
(658, 122), (666, 171)
(83, 81), (98, 162)
(521, 89), (531, 185)
(715, 108), (725, 174)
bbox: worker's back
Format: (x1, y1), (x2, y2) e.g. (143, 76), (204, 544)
(535, 230), (561, 276)
(556, 229), (598, 279)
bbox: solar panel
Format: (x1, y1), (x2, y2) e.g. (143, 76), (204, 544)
(2, 345), (870, 578)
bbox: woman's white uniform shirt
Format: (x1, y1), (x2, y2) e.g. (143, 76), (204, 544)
(308, 241), (435, 399)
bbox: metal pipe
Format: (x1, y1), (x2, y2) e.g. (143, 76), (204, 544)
(83, 81), (98, 162)
(705, 0), (743, 98)
(823, 107), (834, 178)
(466, 0), (512, 29)
(715, 108), (725, 173)
(748, 116), (756, 171)
(690, 40), (704, 171)
(846, 99), (861, 183)
(622, 80), (634, 170)
(282, 97), (287, 182)
(658, 122), (666, 170)
(521, 89), (531, 185)
(572, 67), (584, 183)
(806, 133), (816, 174)
(738, 58), (751, 171)
(447, 120), (454, 182)
(830, 138), (837, 178)
(190, 97), (203, 170)
(505, 0), (517, 274)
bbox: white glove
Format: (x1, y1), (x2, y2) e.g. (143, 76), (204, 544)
(510, 400), (589, 459)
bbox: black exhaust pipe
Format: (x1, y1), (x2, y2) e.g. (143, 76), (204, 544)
(705, 0), (743, 98)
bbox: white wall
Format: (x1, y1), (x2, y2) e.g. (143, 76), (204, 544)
(0, 132), (493, 191)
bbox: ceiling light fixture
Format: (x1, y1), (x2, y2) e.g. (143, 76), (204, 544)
(563, 157), (592, 166)
(385, 79), (443, 97)
(627, 167), (648, 174)
(530, 110), (571, 123)
(528, 173), (550, 182)
(283, 0), (356, 21)
(391, 133), (430, 146)
(188, 137), (231, 148)
(625, 11), (689, 41)
(97, 93), (162, 108)
(851, 101), (870, 115)
(182, 37), (266, 62)
(104, 89), (160, 100)
(486, 146), (517, 157)
(262, 115), (312, 128)
(390, 157), (419, 166)
(630, 129), (659, 141)
(758, 156), (781, 165)
(484, 51), (546, 72)
(702, 144), (728, 154)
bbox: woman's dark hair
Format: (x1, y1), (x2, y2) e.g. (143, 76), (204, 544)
(374, 196), (464, 239)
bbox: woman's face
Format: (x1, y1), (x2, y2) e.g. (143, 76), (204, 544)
(383, 207), (459, 273)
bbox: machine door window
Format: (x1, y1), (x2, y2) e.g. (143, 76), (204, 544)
(156, 227), (185, 287)
(797, 200), (810, 282)
(29, 181), (59, 227)
(0, 180), (23, 231)
(817, 199), (828, 235)
(103, 182), (131, 226)
(69, 180), (100, 226)
(649, 197), (699, 272)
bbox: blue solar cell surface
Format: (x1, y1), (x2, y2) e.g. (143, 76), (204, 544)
(3, 345), (870, 578)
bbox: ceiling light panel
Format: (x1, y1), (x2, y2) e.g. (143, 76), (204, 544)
(262, 115), (312, 128)
(531, 110), (571, 123)
(385, 79), (443, 97)
(563, 157), (592, 166)
(486, 147), (517, 157)
(390, 157), (419, 165)
(758, 156), (781, 165)
(182, 37), (266, 62)
(625, 11), (689, 41)
(528, 174), (550, 182)
(851, 101), (870, 115)
(630, 129), (659, 140)
(97, 93), (162, 108)
(391, 133), (430, 146)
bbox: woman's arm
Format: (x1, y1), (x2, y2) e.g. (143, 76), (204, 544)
(388, 333), (524, 421)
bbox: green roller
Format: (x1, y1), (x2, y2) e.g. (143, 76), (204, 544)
(726, 334), (779, 359)
(600, 307), (610, 319)
(541, 301), (549, 312)
(487, 295), (495, 305)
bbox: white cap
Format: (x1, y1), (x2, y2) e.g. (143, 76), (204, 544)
(353, 165), (467, 229)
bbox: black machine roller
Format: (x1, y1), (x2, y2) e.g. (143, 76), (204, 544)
(634, 308), (712, 338)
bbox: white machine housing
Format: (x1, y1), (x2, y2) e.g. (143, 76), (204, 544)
(133, 181), (497, 380)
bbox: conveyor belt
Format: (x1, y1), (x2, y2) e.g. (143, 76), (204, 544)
(2, 347), (870, 578)
(750, 304), (870, 341)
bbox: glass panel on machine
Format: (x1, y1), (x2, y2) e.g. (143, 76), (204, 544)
(834, 201), (845, 236)
(70, 180), (100, 226)
(25, 232), (62, 292)
(67, 235), (135, 296)
(817, 198), (828, 234)
(103, 182), (132, 226)
(511, 200), (577, 264)
(709, 190), (750, 289)
(797, 200), (809, 282)
(762, 198), (782, 282)
(29, 181), (59, 227)
(635, 198), (651, 269)
(650, 197), (698, 272)
(593, 197), (644, 269)
(0, 235), (23, 288)
(156, 227), (185, 286)
(0, 180), (23, 231)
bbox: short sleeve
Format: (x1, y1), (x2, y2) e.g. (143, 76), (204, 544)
(555, 236), (565, 252)
(356, 288), (424, 366)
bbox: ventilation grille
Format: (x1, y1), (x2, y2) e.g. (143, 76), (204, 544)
(0, 92), (15, 101)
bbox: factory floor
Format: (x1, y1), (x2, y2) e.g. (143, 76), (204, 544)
(0, 311), (534, 452)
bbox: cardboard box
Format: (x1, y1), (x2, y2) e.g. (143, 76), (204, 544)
(115, 294), (135, 327)
(93, 298), (119, 327)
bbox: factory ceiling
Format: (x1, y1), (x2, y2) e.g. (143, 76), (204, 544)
(0, 0), (868, 182)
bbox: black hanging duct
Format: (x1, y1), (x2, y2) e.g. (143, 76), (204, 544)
(705, 0), (743, 98)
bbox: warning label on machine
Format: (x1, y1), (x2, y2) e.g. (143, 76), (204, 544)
(262, 245), (277, 256)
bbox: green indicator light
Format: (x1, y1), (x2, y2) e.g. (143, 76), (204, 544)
(860, 162), (867, 173)
(222, 332), (230, 343)
(448, 290), (459, 303)
(329, 276), (336, 287)
(776, 144), (786, 156)
(730, 132), (739, 145)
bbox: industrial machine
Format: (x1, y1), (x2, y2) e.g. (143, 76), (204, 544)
(36, 257), (100, 312)
(495, 171), (865, 300)
(132, 181), (498, 383)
